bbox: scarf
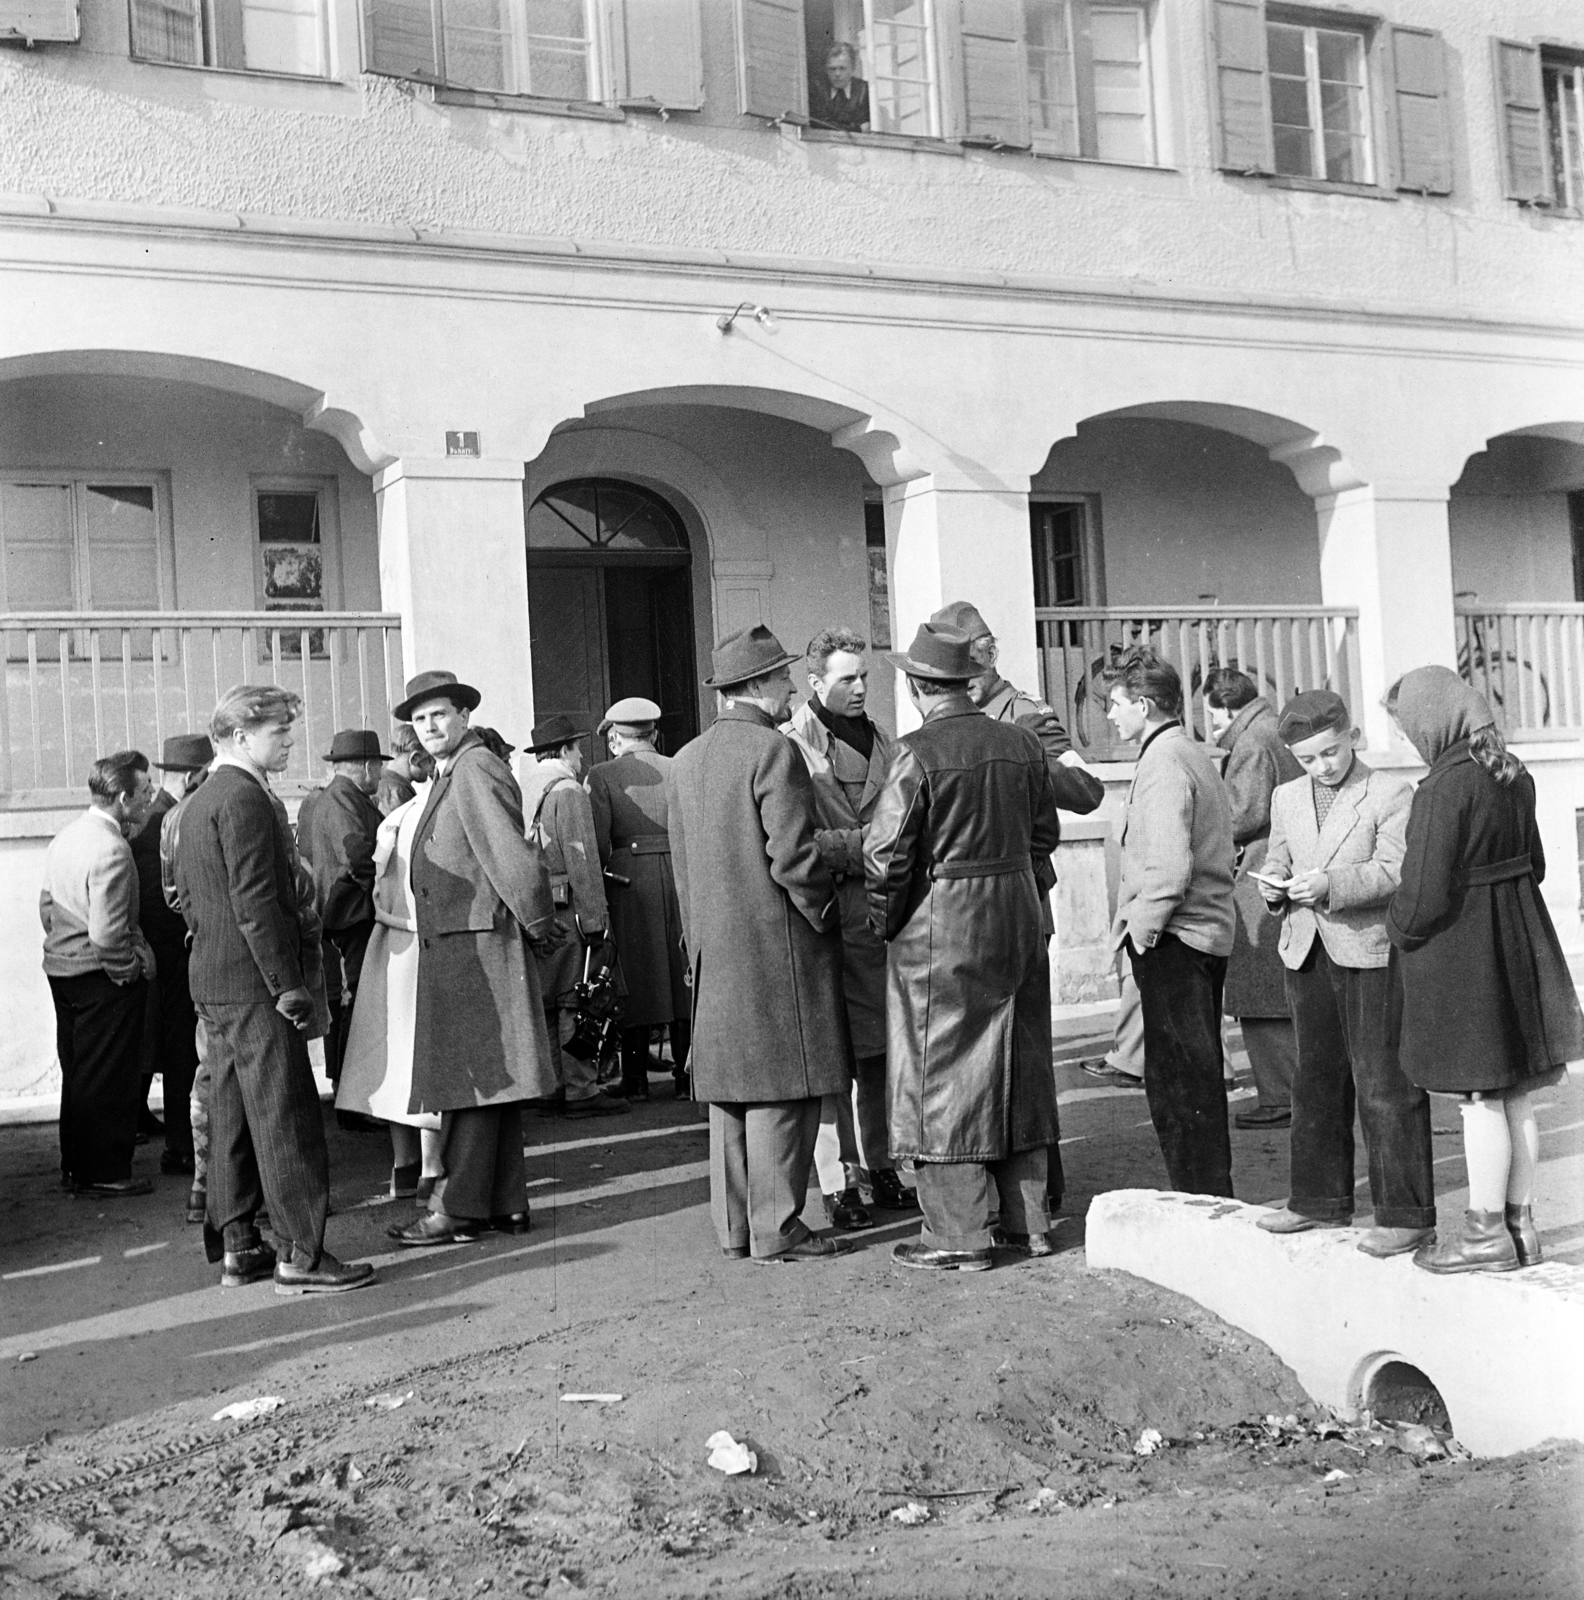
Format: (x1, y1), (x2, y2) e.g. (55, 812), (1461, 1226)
(1391, 665), (1494, 765)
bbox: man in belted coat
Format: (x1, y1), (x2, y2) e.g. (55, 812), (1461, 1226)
(296, 729), (386, 1091)
(522, 713), (625, 1119)
(785, 627), (917, 1226)
(667, 625), (855, 1263)
(387, 671), (566, 1246)
(587, 697), (691, 1100)
(866, 622), (1063, 1272)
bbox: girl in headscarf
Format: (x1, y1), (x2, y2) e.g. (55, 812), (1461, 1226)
(1386, 666), (1584, 1273)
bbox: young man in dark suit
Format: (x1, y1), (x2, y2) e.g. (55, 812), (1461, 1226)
(175, 684), (375, 1295)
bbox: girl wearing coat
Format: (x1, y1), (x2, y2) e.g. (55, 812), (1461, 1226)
(1386, 665), (1584, 1274)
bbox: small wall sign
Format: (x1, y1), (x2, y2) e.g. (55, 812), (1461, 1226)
(445, 431), (481, 457)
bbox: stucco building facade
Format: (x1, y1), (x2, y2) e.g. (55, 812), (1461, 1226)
(2, 0), (1582, 1107)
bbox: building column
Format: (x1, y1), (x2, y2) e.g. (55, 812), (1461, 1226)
(884, 475), (1037, 722)
(1315, 482), (1457, 749)
(373, 457), (535, 740)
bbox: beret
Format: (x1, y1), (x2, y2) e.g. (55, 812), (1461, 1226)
(1278, 689), (1351, 746)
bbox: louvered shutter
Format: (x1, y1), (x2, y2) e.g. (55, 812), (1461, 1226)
(363, 0), (441, 82)
(1209, 0), (1272, 174)
(608, 0), (704, 108)
(1492, 38), (1552, 203)
(735, 0), (808, 121)
(0, 0), (79, 42)
(1387, 25), (1451, 193)
(959, 0), (1029, 146)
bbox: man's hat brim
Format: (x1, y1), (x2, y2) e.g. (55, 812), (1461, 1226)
(702, 647), (802, 690)
(885, 651), (974, 682)
(394, 681), (482, 721)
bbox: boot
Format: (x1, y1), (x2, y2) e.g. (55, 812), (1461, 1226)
(1412, 1209), (1520, 1275)
(1504, 1203), (1542, 1267)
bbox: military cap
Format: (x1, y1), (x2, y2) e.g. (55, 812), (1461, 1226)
(1278, 689), (1352, 746)
(929, 600), (993, 642)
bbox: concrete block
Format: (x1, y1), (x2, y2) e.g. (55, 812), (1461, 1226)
(1086, 1189), (1584, 1458)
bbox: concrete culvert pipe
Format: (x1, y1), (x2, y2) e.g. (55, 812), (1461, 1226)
(1351, 1354), (1451, 1431)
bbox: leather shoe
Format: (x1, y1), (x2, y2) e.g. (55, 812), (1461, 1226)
(389, 1212), (484, 1247)
(1413, 1209), (1520, 1275)
(490, 1211), (531, 1234)
(823, 1186), (875, 1231)
(997, 1230), (1055, 1258)
(73, 1179), (153, 1198)
(1255, 1207), (1349, 1234)
(869, 1169), (920, 1211)
(1235, 1104), (1292, 1129)
(273, 1249), (376, 1295)
(529, 1088), (567, 1116)
(160, 1150), (197, 1175)
(1081, 1060), (1144, 1088)
(565, 1091), (631, 1119)
(1357, 1225), (1434, 1258)
(893, 1240), (992, 1272)
(221, 1242), (278, 1287)
(753, 1234), (851, 1263)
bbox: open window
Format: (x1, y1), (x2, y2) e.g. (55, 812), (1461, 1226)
(129, 0), (333, 77)
(1494, 38), (1584, 210)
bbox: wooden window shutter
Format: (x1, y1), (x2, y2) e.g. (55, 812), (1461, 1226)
(609, 0), (704, 109)
(1209, 0), (1272, 174)
(735, 0), (808, 121)
(0, 0), (80, 42)
(1387, 25), (1451, 194)
(363, 0), (442, 82)
(1492, 38), (1552, 203)
(958, 0), (1030, 146)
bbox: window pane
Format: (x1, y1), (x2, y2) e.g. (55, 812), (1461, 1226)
(443, 0), (514, 90)
(526, 499), (592, 549)
(1095, 112), (1147, 164)
(257, 491), (321, 544)
(1265, 23), (1305, 79)
(1025, 0), (1077, 148)
(129, 0), (201, 63)
(1268, 76), (1309, 130)
(0, 483), (75, 610)
(1272, 124), (1311, 177)
(241, 0), (325, 75)
(865, 0), (934, 136)
(1088, 7), (1139, 66)
(1323, 130), (1365, 184)
(84, 485), (159, 609)
(522, 0), (589, 98)
(1315, 28), (1361, 88)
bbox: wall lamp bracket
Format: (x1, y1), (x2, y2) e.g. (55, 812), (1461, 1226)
(716, 302), (778, 334)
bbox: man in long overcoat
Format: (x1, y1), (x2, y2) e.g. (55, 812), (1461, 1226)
(388, 670), (565, 1246)
(865, 623), (1063, 1272)
(587, 697), (691, 1099)
(667, 625), (855, 1263)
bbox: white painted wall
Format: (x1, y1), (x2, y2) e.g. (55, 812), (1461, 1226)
(1449, 437), (1584, 604)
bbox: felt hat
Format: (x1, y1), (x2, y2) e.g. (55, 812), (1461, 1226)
(886, 622), (978, 682)
(154, 733), (213, 771)
(525, 714), (589, 753)
(929, 600), (993, 642)
(702, 624), (801, 690)
(394, 669), (482, 723)
(598, 696), (663, 738)
(323, 729), (390, 763)
(1277, 689), (1352, 746)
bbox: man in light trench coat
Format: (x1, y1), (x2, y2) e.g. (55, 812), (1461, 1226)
(388, 670), (567, 1246)
(866, 622), (1064, 1272)
(667, 624), (856, 1262)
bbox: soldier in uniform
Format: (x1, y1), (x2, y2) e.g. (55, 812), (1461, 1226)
(586, 697), (691, 1099)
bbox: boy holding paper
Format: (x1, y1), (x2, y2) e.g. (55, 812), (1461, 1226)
(1254, 690), (1436, 1258)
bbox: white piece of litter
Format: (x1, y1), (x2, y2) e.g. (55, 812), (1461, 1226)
(1322, 1468), (1351, 1483)
(365, 1391), (414, 1410)
(17, 1353), (37, 1364)
(705, 1430), (757, 1475)
(212, 1396), (283, 1422)
(561, 1393), (623, 1404)
(889, 1501), (931, 1525)
(303, 1549), (347, 1580)
(1133, 1428), (1164, 1456)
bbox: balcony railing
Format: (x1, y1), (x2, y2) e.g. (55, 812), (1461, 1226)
(1, 612), (404, 802)
(1456, 603), (1584, 741)
(1036, 606), (1362, 762)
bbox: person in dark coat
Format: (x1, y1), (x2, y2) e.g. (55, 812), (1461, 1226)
(1206, 672), (1303, 1129)
(866, 623), (1063, 1272)
(388, 671), (566, 1246)
(1386, 666), (1584, 1275)
(667, 626), (854, 1263)
(588, 697), (691, 1100)
(810, 41), (871, 131)
(296, 729), (386, 1093)
(130, 732), (212, 1173)
(175, 685), (375, 1295)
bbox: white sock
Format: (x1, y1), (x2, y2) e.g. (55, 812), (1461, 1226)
(1503, 1092), (1539, 1209)
(1460, 1098), (1510, 1213)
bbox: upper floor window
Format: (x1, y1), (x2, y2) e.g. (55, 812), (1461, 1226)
(129, 0), (332, 77)
(1266, 16), (1370, 184)
(440, 0), (599, 100)
(865, 0), (939, 136)
(1549, 58), (1584, 212)
(1025, 0), (1155, 164)
(1496, 39), (1584, 211)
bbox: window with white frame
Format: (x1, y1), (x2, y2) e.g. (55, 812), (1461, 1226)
(0, 479), (166, 612)
(1265, 14), (1371, 184)
(863, 0), (939, 136)
(1543, 54), (1584, 211)
(439, 0), (601, 100)
(128, 0), (331, 76)
(1025, 0), (1155, 163)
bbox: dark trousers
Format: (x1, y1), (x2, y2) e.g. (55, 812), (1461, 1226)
(1285, 945), (1436, 1230)
(708, 1099), (820, 1258)
(1129, 934), (1234, 1197)
(50, 971), (146, 1186)
(1240, 1017), (1297, 1111)
(432, 1105), (527, 1221)
(916, 1146), (1049, 1253)
(322, 920), (373, 1085)
(146, 941), (199, 1159)
(198, 1000), (331, 1261)
(619, 1019), (691, 1094)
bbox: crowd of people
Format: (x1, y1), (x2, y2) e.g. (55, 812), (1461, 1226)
(38, 598), (1583, 1292)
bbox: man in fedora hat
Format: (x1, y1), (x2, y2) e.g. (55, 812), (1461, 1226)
(129, 732), (213, 1173)
(866, 622), (1063, 1272)
(588, 697), (691, 1101)
(388, 670), (566, 1245)
(667, 625), (855, 1263)
(297, 729), (388, 1094)
(522, 713), (625, 1119)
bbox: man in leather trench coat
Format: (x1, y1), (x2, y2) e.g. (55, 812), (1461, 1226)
(866, 623), (1063, 1272)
